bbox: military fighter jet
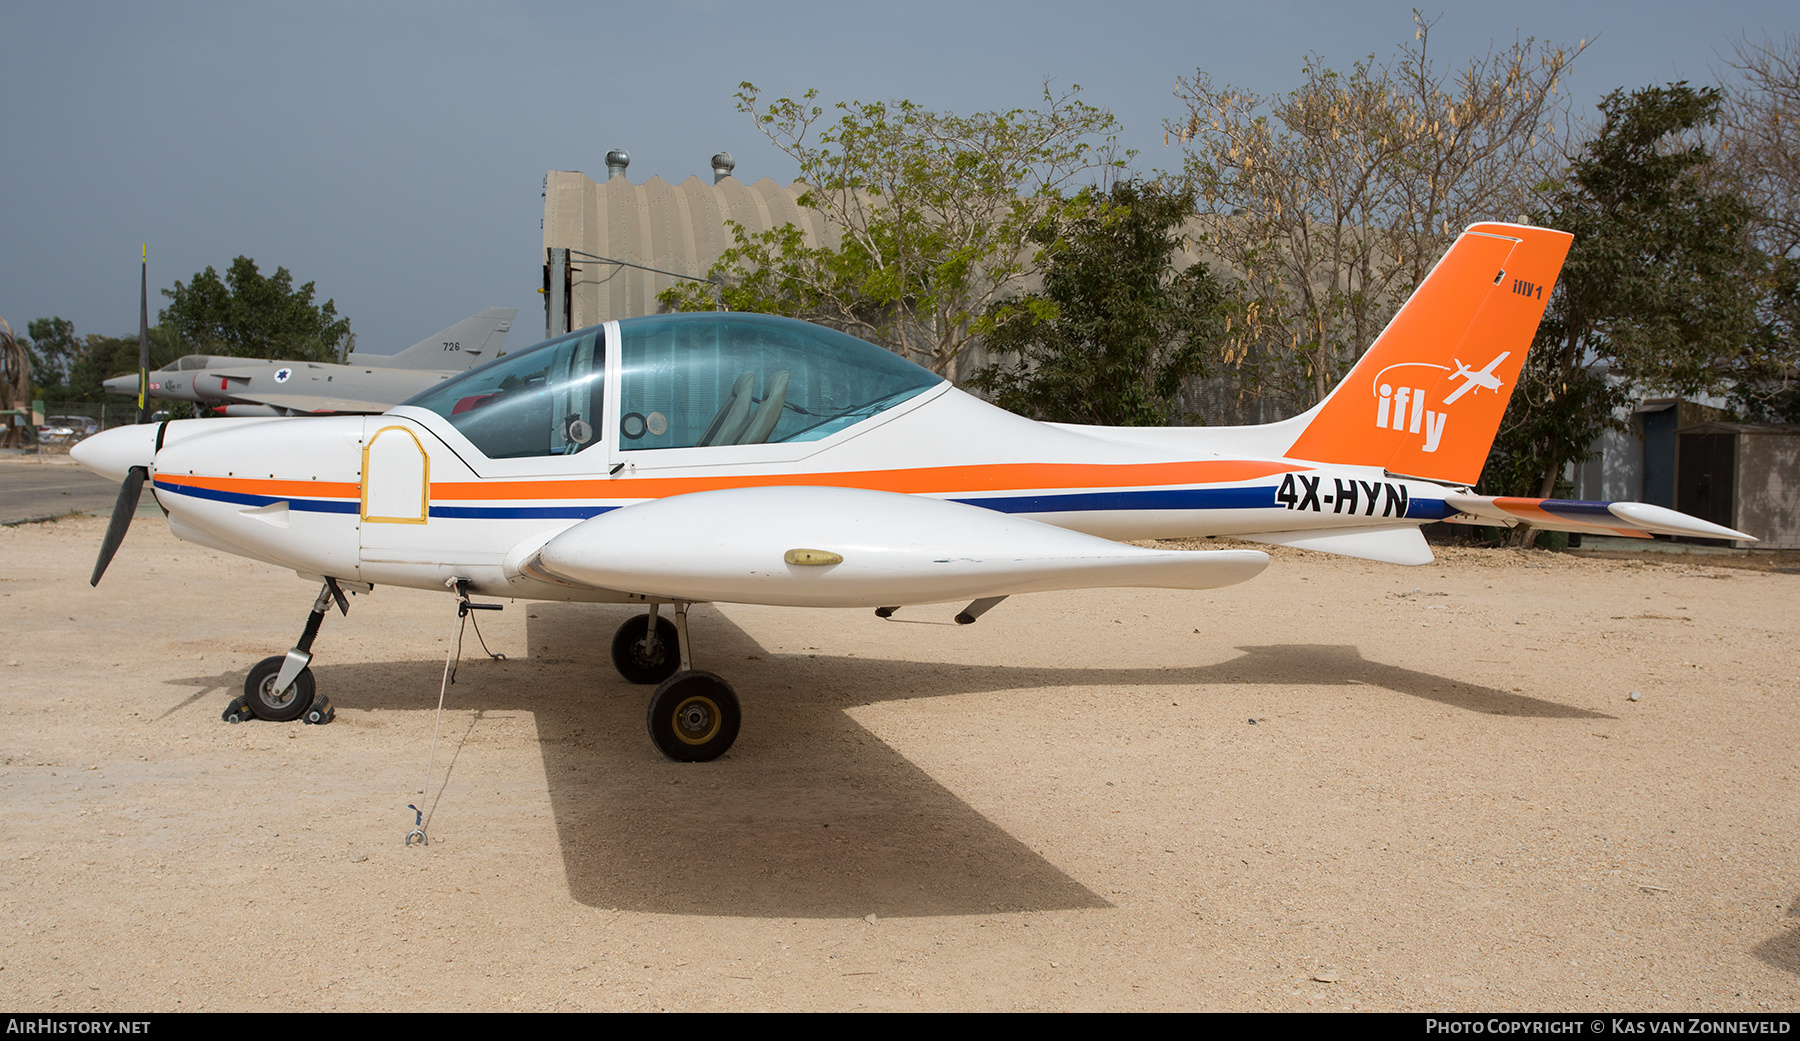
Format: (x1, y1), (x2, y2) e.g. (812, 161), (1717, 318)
(103, 307), (516, 416)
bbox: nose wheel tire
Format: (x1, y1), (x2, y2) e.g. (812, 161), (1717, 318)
(243, 655), (317, 722)
(646, 671), (740, 762)
(611, 614), (682, 685)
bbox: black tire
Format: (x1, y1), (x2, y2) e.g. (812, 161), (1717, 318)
(243, 655), (317, 723)
(646, 671), (740, 762)
(611, 614), (681, 685)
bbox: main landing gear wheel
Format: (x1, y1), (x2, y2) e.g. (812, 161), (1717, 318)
(646, 672), (740, 762)
(611, 614), (682, 685)
(243, 655), (317, 722)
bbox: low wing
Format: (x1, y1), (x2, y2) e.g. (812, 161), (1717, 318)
(508, 486), (1270, 607)
(1442, 493), (1754, 541)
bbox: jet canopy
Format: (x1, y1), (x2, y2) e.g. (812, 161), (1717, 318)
(403, 313), (943, 460)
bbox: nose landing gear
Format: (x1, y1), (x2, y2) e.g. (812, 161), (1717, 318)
(610, 602), (741, 762)
(223, 578), (354, 725)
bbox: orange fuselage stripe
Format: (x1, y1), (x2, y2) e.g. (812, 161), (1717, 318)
(160, 459), (1308, 503)
(157, 474), (362, 499)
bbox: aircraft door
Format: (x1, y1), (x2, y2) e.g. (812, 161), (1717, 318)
(359, 420), (433, 570)
(361, 423), (430, 525)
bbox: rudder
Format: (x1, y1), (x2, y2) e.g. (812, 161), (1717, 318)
(1283, 223), (1572, 485)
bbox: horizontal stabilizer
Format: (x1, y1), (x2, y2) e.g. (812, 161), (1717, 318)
(1237, 524), (1434, 565)
(349, 307), (516, 371)
(1442, 493), (1755, 542)
(513, 486), (1270, 607)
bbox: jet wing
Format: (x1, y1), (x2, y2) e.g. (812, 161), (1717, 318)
(508, 486), (1270, 607)
(222, 389), (398, 415)
(1441, 493), (1755, 541)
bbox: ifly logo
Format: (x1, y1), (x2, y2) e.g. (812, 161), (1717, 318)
(1376, 383), (1447, 452)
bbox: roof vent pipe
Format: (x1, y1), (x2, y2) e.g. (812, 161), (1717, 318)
(711, 151), (735, 184)
(606, 149), (630, 180)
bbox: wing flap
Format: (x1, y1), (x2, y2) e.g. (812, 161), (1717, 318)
(514, 486), (1270, 607)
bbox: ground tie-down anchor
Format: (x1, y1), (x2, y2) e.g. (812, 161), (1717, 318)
(408, 580), (503, 846)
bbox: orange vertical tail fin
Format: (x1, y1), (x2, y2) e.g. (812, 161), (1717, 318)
(1283, 223), (1573, 485)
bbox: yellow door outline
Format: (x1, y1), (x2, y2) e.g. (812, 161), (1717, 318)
(361, 425), (430, 524)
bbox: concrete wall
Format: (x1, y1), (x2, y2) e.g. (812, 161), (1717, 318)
(1735, 428), (1800, 549)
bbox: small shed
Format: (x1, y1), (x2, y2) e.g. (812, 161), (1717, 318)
(1676, 422), (1800, 549)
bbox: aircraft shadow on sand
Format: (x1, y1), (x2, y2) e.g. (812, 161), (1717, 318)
(1752, 898), (1800, 977)
(163, 601), (1608, 919)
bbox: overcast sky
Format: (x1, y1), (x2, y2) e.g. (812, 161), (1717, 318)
(2, 1), (1792, 357)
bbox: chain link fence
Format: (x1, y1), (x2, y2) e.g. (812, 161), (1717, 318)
(13, 403), (155, 457)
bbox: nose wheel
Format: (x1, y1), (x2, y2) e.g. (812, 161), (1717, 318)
(646, 671), (740, 762)
(240, 656), (317, 722)
(223, 578), (350, 725)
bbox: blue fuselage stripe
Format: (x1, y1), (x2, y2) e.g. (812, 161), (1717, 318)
(951, 486), (1277, 514)
(155, 479), (1446, 522)
(429, 504), (618, 519)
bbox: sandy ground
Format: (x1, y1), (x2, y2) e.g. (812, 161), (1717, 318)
(1, 510), (1797, 1012)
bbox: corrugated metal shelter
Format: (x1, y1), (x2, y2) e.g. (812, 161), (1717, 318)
(538, 156), (1305, 424)
(1675, 422), (1800, 549)
(542, 154), (835, 334)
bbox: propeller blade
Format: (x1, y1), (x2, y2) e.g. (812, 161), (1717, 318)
(90, 465), (147, 587)
(137, 246), (150, 425)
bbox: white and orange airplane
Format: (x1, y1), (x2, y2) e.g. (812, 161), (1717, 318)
(72, 223), (1750, 761)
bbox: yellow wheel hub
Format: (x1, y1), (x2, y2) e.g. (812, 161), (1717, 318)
(671, 695), (721, 745)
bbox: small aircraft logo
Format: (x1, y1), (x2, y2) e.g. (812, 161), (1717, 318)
(1442, 352), (1509, 405)
(274, 368), (293, 384)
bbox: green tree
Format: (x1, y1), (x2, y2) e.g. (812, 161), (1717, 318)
(1485, 83), (1766, 504)
(967, 180), (1238, 425)
(56, 326), (187, 403)
(160, 256), (351, 363)
(24, 317), (80, 391)
(659, 83), (1123, 378)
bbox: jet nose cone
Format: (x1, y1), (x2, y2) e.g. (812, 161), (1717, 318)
(102, 375), (140, 396)
(70, 423), (159, 481)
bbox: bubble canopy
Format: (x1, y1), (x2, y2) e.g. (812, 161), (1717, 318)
(403, 313), (944, 459)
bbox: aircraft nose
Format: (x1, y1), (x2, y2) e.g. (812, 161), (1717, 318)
(70, 423), (159, 481)
(101, 375), (139, 396)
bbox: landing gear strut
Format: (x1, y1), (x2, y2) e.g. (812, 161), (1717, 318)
(612, 602), (741, 762)
(225, 578), (349, 725)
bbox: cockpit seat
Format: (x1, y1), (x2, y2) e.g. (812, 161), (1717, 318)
(698, 373), (756, 447)
(737, 370), (791, 445)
